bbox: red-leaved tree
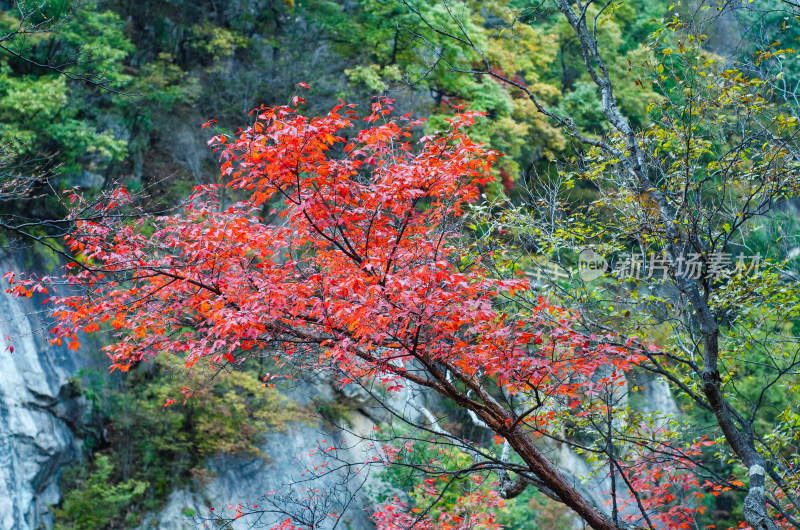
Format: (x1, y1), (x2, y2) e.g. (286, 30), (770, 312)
(9, 95), (727, 530)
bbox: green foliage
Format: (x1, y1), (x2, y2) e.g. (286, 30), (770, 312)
(58, 5), (135, 83)
(0, 0), (667, 198)
(368, 430), (488, 511)
(497, 487), (574, 530)
(133, 53), (201, 108)
(368, 428), (572, 530)
(345, 64), (402, 92)
(0, 3), (132, 177)
(55, 455), (147, 530)
(55, 364), (301, 526)
(471, 13), (800, 528)
(315, 399), (354, 428)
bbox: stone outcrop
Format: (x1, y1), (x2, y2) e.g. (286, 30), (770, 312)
(139, 415), (379, 530)
(0, 258), (91, 530)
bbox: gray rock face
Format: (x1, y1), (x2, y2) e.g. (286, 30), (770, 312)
(0, 259), (90, 530)
(642, 375), (680, 422)
(141, 415), (379, 530)
(68, 170), (106, 190)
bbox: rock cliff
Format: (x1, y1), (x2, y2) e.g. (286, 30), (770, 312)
(0, 257), (91, 530)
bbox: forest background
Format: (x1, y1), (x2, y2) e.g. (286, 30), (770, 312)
(1, 0), (799, 529)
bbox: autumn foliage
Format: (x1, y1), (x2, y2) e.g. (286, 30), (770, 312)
(8, 95), (728, 529)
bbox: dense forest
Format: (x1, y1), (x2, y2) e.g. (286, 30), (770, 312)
(1, 0), (800, 529)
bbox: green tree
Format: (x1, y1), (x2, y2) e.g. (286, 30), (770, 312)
(423, 2), (800, 527)
(55, 455), (147, 529)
